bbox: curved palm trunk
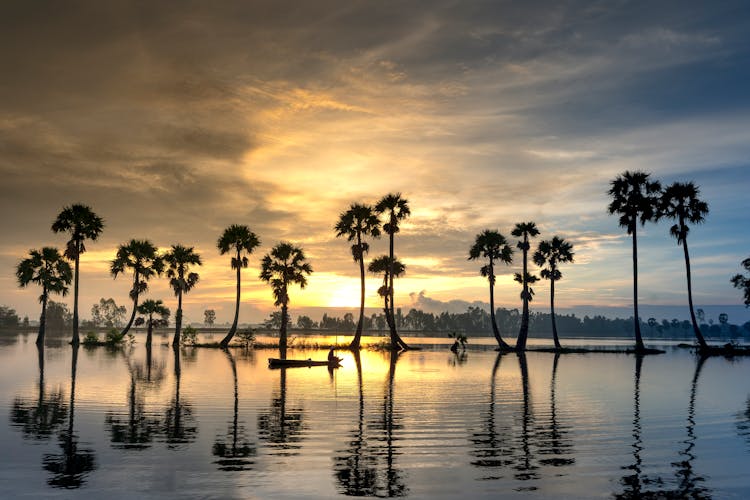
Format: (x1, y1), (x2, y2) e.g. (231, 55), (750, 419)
(550, 276), (562, 350)
(384, 291), (408, 351)
(388, 229), (395, 326)
(632, 228), (645, 352)
(517, 237), (530, 351)
(682, 237), (708, 350)
(121, 270), (140, 337)
(72, 249), (81, 346)
(220, 251), (242, 348)
(37, 290), (48, 347)
(172, 291), (183, 347)
(489, 262), (511, 350)
(350, 233), (366, 351)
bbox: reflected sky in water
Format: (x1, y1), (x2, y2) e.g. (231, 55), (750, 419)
(2, 333), (750, 498)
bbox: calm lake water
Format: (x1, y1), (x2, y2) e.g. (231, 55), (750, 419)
(2, 333), (750, 499)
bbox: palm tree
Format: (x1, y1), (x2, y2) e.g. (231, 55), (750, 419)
(607, 171), (662, 353)
(660, 182), (709, 351)
(533, 237), (575, 350)
(335, 203), (381, 351)
(135, 299), (170, 347)
(368, 255), (408, 350)
(259, 242), (313, 359)
(731, 256), (750, 307)
(164, 245), (202, 347)
(511, 222), (540, 351)
(217, 225), (260, 348)
(111, 239), (164, 337)
(16, 248), (73, 346)
(51, 204), (104, 345)
(468, 230), (514, 350)
(375, 193), (410, 345)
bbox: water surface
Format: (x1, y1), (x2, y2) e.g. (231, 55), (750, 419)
(2, 334), (749, 498)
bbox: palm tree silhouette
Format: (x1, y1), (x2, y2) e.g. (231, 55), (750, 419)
(51, 204), (104, 345)
(213, 349), (255, 471)
(164, 245), (202, 347)
(335, 203), (381, 351)
(217, 225), (260, 348)
(368, 255), (408, 350)
(375, 193), (410, 349)
(468, 230), (514, 350)
(135, 299), (170, 347)
(533, 237), (575, 351)
(659, 182), (709, 351)
(111, 239), (164, 337)
(512, 222), (540, 351)
(163, 346), (198, 449)
(608, 171), (662, 353)
(259, 242), (313, 359)
(16, 247), (73, 346)
(731, 257), (750, 307)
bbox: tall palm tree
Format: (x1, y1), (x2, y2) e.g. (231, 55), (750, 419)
(164, 245), (202, 347)
(731, 256), (750, 307)
(511, 222), (540, 351)
(335, 203), (381, 351)
(659, 182), (709, 351)
(51, 204), (104, 345)
(135, 299), (170, 347)
(368, 255), (408, 350)
(16, 247), (73, 346)
(607, 171), (661, 353)
(375, 193), (410, 343)
(259, 242), (313, 359)
(111, 239), (164, 337)
(468, 230), (514, 350)
(217, 225), (260, 348)
(533, 237), (575, 350)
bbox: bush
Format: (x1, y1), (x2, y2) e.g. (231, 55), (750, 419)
(82, 331), (100, 345)
(181, 326), (198, 346)
(235, 329), (256, 347)
(105, 328), (126, 345)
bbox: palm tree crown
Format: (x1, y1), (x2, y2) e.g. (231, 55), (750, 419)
(659, 182), (709, 244)
(259, 242), (313, 307)
(607, 171), (662, 233)
(17, 247), (73, 346)
(136, 299), (170, 347)
(533, 236), (574, 350)
(375, 193), (410, 235)
(218, 224), (260, 270)
(368, 255), (406, 297)
(731, 257), (750, 307)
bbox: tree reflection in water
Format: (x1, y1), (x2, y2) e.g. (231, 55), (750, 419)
(333, 349), (408, 497)
(536, 353), (575, 468)
(737, 395), (750, 448)
(41, 345), (97, 488)
(213, 348), (256, 471)
(10, 345), (67, 440)
(162, 345), (198, 449)
(258, 367), (305, 455)
(616, 355), (710, 499)
(105, 349), (162, 450)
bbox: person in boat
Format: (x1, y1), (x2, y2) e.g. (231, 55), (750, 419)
(328, 347), (336, 362)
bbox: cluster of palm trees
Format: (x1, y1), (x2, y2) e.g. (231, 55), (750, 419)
(608, 171), (710, 353)
(334, 193), (411, 351)
(469, 226), (575, 352)
(16, 204), (313, 353)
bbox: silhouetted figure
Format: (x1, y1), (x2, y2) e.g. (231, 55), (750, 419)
(213, 349), (256, 471)
(328, 347), (337, 362)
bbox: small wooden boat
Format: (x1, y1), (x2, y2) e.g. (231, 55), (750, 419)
(268, 357), (342, 369)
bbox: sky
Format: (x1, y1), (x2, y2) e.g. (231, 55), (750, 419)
(2, 0), (750, 326)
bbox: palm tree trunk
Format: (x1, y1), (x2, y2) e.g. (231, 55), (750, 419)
(683, 237), (708, 350)
(37, 290), (48, 347)
(388, 229), (396, 331)
(280, 302), (288, 360)
(121, 271), (139, 337)
(350, 233), (365, 351)
(72, 249), (81, 346)
(147, 314), (154, 346)
(551, 277), (561, 350)
(517, 237), (530, 351)
(220, 252), (242, 348)
(172, 290), (183, 347)
(632, 228), (645, 352)
(489, 263), (511, 350)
